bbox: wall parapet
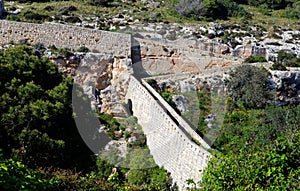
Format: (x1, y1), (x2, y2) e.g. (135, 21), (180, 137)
(126, 76), (212, 190)
(141, 78), (210, 149)
(0, 21), (131, 56)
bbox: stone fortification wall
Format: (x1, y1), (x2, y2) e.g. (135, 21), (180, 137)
(141, 79), (210, 149)
(126, 76), (211, 190)
(0, 21), (131, 56)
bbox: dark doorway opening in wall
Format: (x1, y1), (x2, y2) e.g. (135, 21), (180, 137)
(128, 99), (133, 115)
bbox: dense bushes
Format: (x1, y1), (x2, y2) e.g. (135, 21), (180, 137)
(174, 0), (300, 20)
(174, 0), (249, 20)
(201, 133), (300, 190)
(277, 50), (300, 67)
(199, 64), (300, 190)
(0, 45), (95, 170)
(284, 1), (300, 19)
(0, 45), (172, 190)
(232, 0), (294, 10)
(244, 55), (267, 63)
(200, 104), (300, 190)
(225, 65), (274, 109)
(271, 50), (300, 70)
(0, 152), (60, 191)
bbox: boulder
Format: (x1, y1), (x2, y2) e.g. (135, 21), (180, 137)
(207, 29), (216, 39)
(172, 95), (189, 112)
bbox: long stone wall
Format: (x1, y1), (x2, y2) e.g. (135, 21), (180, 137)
(1, 20), (212, 190)
(126, 76), (211, 190)
(141, 78), (210, 149)
(0, 21), (131, 56)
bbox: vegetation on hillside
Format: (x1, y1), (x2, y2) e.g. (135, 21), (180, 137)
(225, 65), (274, 109)
(271, 50), (300, 70)
(198, 65), (300, 190)
(174, 0), (250, 20)
(1, 0), (300, 189)
(151, 65), (299, 190)
(3, 0), (300, 28)
(0, 45), (171, 190)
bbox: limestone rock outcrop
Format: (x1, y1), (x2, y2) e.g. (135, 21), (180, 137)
(74, 53), (113, 99)
(111, 58), (134, 99)
(73, 53), (132, 117)
(172, 95), (189, 112)
(270, 69), (300, 105)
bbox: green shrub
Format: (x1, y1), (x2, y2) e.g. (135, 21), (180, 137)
(0, 45), (95, 170)
(270, 62), (287, 70)
(258, 3), (271, 15)
(77, 46), (90, 53)
(284, 1), (300, 19)
(244, 55), (267, 63)
(0, 154), (60, 191)
(162, 91), (180, 112)
(201, 130), (300, 190)
(57, 48), (74, 58)
(225, 65), (274, 109)
(22, 10), (51, 23)
(98, 113), (121, 139)
(174, 0), (249, 20)
(276, 50), (300, 67)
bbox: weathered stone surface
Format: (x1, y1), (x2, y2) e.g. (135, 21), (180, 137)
(0, 21), (131, 56)
(172, 95), (189, 112)
(104, 139), (127, 157)
(74, 53), (113, 99)
(232, 44), (252, 58)
(111, 58), (133, 99)
(270, 69), (300, 105)
(126, 76), (211, 190)
(100, 85), (129, 117)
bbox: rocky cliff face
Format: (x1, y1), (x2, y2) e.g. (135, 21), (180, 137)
(270, 69), (300, 105)
(74, 53), (113, 98)
(101, 58), (133, 116)
(125, 22), (299, 75)
(72, 53), (132, 117)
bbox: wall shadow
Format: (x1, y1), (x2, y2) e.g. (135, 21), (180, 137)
(131, 37), (150, 81)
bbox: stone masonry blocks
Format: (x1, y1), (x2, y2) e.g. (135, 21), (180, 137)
(0, 21), (131, 56)
(126, 76), (212, 190)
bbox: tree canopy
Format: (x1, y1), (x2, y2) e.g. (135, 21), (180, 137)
(0, 45), (95, 170)
(0, 45), (171, 190)
(225, 65), (274, 109)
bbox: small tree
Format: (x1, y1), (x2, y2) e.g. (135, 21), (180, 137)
(225, 65), (274, 109)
